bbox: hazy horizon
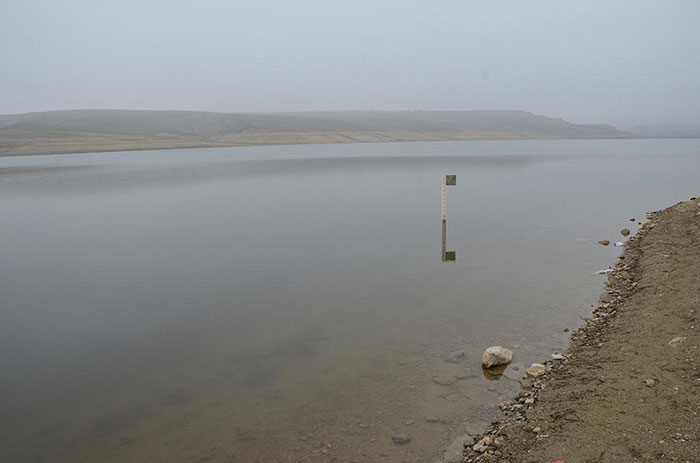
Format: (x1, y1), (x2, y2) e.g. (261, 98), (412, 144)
(2, 1), (699, 127)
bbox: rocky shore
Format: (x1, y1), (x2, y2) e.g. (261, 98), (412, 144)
(459, 198), (700, 462)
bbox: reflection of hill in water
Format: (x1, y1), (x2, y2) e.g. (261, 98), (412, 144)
(0, 154), (555, 195)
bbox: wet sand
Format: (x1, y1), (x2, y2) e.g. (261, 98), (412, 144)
(462, 198), (700, 462)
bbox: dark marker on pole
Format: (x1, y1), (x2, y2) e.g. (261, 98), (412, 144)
(442, 174), (456, 222)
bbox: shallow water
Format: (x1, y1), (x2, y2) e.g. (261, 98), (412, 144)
(1, 139), (699, 462)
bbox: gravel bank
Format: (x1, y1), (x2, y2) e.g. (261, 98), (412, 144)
(462, 197), (700, 463)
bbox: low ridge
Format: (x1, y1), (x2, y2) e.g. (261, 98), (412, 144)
(0, 109), (632, 156)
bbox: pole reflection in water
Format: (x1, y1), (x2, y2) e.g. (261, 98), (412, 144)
(441, 220), (456, 262)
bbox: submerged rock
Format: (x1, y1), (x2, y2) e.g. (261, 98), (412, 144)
(425, 416), (452, 425)
(432, 375), (458, 386)
(621, 228), (631, 236)
(598, 240), (610, 246)
(445, 349), (468, 363)
(482, 346), (514, 368)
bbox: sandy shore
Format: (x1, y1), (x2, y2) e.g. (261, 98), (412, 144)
(0, 131), (616, 157)
(460, 198), (700, 462)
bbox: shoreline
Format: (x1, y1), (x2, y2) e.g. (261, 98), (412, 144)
(457, 197), (700, 462)
(0, 132), (632, 157)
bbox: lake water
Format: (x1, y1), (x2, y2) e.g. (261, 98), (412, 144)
(1, 139), (699, 462)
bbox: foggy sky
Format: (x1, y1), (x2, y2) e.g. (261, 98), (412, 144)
(1, 0), (699, 126)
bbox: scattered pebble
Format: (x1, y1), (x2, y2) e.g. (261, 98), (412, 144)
(526, 363), (547, 378)
(391, 434), (411, 445)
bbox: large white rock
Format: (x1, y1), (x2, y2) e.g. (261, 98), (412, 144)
(481, 346), (514, 368)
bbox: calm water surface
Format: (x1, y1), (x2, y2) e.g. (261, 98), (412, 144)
(1, 139), (699, 462)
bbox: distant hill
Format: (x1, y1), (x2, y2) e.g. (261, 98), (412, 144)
(0, 109), (632, 156)
(625, 124), (700, 138)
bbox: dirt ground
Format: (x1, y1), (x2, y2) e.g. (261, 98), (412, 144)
(463, 198), (700, 463)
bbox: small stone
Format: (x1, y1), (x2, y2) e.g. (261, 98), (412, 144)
(445, 350), (468, 363)
(644, 379), (655, 387)
(425, 416), (440, 423)
(598, 240), (610, 246)
(472, 439), (488, 453)
(630, 218), (635, 221)
(404, 420), (414, 425)
(482, 346), (514, 368)
(532, 426), (541, 433)
(621, 228), (630, 236)
(668, 336), (686, 347)
(498, 401), (511, 409)
(391, 434), (411, 445)
(552, 353), (566, 360)
(526, 363), (547, 378)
